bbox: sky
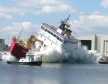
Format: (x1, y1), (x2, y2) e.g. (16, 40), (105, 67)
(0, 0), (108, 44)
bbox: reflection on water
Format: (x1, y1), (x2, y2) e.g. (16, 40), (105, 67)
(0, 62), (108, 84)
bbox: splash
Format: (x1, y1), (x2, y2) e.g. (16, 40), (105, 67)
(41, 42), (99, 64)
(62, 42), (98, 64)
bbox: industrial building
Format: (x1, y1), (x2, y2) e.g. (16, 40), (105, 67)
(0, 39), (8, 51)
(78, 34), (108, 56)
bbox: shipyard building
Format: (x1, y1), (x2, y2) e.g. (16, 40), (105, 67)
(78, 34), (108, 56)
(0, 39), (8, 51)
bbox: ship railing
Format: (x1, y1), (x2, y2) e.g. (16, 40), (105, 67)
(39, 33), (57, 45)
(41, 23), (64, 42)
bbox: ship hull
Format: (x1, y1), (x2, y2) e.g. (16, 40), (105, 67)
(99, 61), (108, 64)
(98, 56), (108, 64)
(7, 61), (42, 66)
(11, 43), (28, 59)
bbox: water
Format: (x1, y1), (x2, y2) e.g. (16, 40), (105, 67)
(0, 62), (108, 84)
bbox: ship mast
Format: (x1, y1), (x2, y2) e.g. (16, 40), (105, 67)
(64, 15), (71, 23)
(59, 15), (72, 38)
(59, 15), (70, 30)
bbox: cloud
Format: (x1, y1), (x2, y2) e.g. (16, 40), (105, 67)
(10, 0), (76, 14)
(79, 14), (108, 28)
(41, 4), (71, 13)
(0, 21), (37, 37)
(0, 21), (39, 44)
(0, 6), (24, 19)
(0, 0), (77, 20)
(0, 21), (40, 43)
(39, 0), (73, 13)
(0, 6), (18, 14)
(71, 14), (108, 35)
(0, 6), (15, 19)
(101, 0), (108, 8)
(0, 13), (12, 19)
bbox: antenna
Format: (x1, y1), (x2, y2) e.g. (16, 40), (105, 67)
(59, 15), (71, 30)
(64, 14), (71, 23)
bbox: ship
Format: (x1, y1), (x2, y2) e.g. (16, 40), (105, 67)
(98, 56), (108, 64)
(2, 15), (80, 65)
(36, 15), (79, 62)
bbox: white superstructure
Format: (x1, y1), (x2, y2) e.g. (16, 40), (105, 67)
(39, 17), (78, 50)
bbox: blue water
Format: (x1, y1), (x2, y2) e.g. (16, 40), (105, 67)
(0, 62), (108, 84)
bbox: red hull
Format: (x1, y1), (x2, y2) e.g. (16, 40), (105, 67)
(11, 43), (28, 59)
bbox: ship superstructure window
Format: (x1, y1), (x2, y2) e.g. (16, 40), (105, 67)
(41, 24), (64, 42)
(81, 40), (91, 50)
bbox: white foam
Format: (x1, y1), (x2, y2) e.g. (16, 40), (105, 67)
(42, 42), (99, 64)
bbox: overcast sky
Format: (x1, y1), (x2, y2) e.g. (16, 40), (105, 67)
(0, 0), (108, 43)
